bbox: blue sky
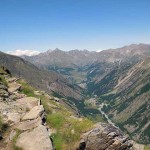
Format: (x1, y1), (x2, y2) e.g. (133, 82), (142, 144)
(0, 0), (150, 52)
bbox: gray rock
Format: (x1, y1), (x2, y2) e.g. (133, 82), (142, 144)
(7, 130), (16, 142)
(16, 125), (53, 150)
(16, 97), (39, 110)
(22, 105), (44, 120)
(6, 77), (17, 83)
(77, 123), (134, 150)
(7, 112), (21, 123)
(8, 83), (21, 93)
(16, 117), (42, 131)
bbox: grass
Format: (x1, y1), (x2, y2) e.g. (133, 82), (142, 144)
(145, 145), (150, 150)
(0, 67), (6, 74)
(47, 113), (65, 129)
(0, 75), (8, 87)
(45, 100), (93, 150)
(51, 133), (64, 150)
(87, 114), (106, 123)
(17, 79), (95, 150)
(17, 79), (36, 97)
(14, 147), (23, 150)
(12, 129), (23, 150)
(51, 118), (93, 150)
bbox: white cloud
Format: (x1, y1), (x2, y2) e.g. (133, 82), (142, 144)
(7, 49), (40, 56)
(96, 49), (102, 52)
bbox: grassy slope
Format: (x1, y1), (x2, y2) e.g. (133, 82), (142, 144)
(145, 146), (150, 150)
(18, 79), (94, 150)
(98, 59), (150, 144)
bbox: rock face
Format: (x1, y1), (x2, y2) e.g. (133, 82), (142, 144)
(22, 105), (44, 120)
(77, 123), (134, 150)
(8, 82), (21, 93)
(16, 125), (53, 150)
(0, 69), (54, 150)
(16, 97), (39, 110)
(16, 117), (42, 131)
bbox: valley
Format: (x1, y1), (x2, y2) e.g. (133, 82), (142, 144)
(0, 66), (142, 150)
(22, 44), (150, 145)
(0, 44), (150, 149)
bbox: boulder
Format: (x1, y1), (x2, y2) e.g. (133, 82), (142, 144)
(22, 105), (44, 120)
(6, 77), (17, 83)
(16, 125), (53, 150)
(7, 112), (21, 123)
(8, 83), (21, 93)
(16, 97), (39, 110)
(77, 123), (134, 150)
(34, 91), (42, 96)
(53, 97), (59, 102)
(16, 117), (42, 131)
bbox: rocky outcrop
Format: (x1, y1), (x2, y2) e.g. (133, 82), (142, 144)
(16, 117), (42, 131)
(0, 71), (54, 150)
(22, 105), (44, 120)
(77, 123), (140, 150)
(8, 82), (21, 93)
(16, 125), (53, 150)
(16, 97), (39, 110)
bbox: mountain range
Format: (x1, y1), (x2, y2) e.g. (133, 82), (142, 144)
(0, 51), (83, 101)
(0, 43), (150, 144)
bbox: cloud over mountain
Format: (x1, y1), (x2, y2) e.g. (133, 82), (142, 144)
(7, 49), (40, 56)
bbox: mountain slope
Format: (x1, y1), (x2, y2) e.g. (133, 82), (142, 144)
(99, 58), (150, 144)
(22, 44), (150, 86)
(0, 66), (143, 150)
(0, 51), (83, 100)
(21, 44), (150, 144)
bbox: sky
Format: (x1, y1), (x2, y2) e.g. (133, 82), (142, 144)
(0, 0), (150, 54)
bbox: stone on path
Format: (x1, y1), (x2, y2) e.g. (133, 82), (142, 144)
(7, 112), (21, 123)
(22, 105), (44, 120)
(8, 83), (21, 93)
(16, 97), (39, 110)
(16, 125), (53, 150)
(16, 117), (42, 131)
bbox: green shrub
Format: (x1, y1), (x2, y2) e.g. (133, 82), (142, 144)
(38, 95), (54, 114)
(12, 129), (22, 150)
(47, 113), (65, 129)
(0, 75), (8, 87)
(52, 133), (64, 150)
(145, 145), (150, 150)
(13, 146), (23, 150)
(18, 80), (35, 97)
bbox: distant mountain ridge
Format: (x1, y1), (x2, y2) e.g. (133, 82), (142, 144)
(22, 44), (150, 84)
(0, 51), (83, 100)
(22, 48), (98, 68)
(23, 44), (150, 67)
